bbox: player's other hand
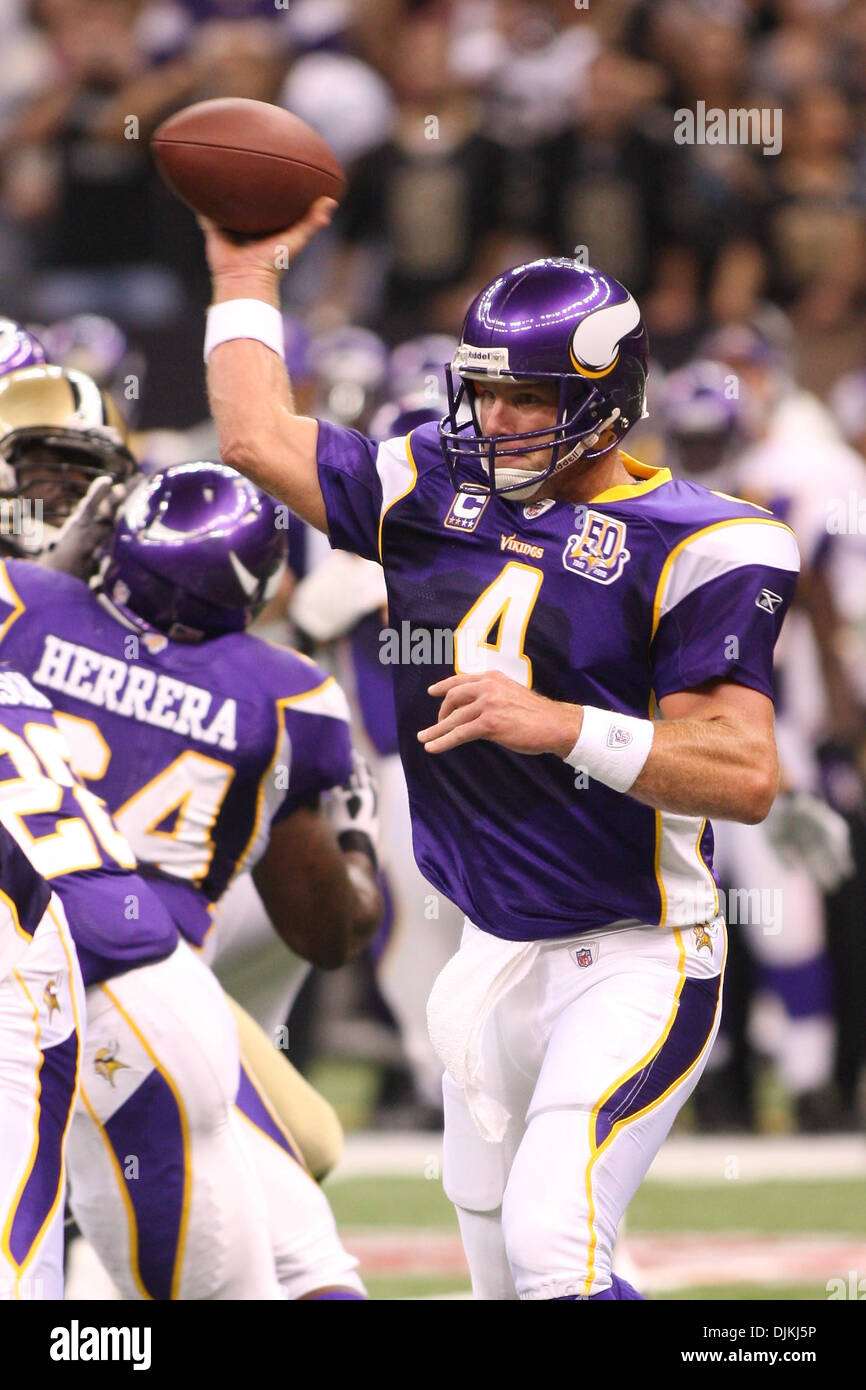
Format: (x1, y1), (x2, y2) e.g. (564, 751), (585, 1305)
(38, 475), (127, 580)
(323, 749), (380, 865)
(200, 196), (338, 287)
(419, 670), (583, 758)
(764, 788), (855, 892)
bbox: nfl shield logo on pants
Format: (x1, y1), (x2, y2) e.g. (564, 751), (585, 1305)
(571, 941), (598, 969)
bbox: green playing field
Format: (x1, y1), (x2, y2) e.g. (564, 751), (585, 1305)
(324, 1173), (866, 1301)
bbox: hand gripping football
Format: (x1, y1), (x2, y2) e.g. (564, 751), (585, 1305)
(151, 97), (346, 236)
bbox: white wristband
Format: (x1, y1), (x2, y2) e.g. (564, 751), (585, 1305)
(563, 705), (654, 793)
(204, 299), (284, 363)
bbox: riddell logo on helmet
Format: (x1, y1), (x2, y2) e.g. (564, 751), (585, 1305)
(452, 344), (511, 375)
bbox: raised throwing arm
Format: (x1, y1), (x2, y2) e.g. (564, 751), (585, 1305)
(202, 200), (337, 531)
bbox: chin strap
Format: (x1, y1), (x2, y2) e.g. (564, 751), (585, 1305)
(491, 409), (622, 500)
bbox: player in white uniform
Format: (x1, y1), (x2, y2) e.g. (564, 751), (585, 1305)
(0, 824), (83, 1300)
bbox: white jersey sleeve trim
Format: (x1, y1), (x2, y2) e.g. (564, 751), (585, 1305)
(283, 676), (350, 723)
(654, 519), (800, 633)
(375, 434), (418, 560)
(655, 809), (719, 928)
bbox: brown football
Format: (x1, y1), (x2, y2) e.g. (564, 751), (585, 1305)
(150, 97), (346, 236)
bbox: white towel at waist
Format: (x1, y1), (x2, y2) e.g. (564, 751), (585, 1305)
(426, 921), (539, 1143)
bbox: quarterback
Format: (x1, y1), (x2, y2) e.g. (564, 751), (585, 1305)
(200, 201), (798, 1300)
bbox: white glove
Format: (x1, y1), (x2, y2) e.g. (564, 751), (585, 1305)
(38, 476), (127, 579)
(290, 551), (387, 643)
(764, 790), (855, 892)
(323, 750), (379, 867)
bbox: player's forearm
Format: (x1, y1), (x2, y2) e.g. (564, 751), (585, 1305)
(552, 701), (777, 822)
(422, 672), (778, 822)
(256, 858), (355, 971)
(206, 272), (327, 530)
(283, 855), (381, 968)
(206, 336), (324, 521)
(627, 715), (779, 823)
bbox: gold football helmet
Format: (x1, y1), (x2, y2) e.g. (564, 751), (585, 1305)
(0, 364), (137, 553)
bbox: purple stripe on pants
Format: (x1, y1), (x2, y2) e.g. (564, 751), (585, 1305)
(235, 1062), (301, 1164)
(594, 972), (721, 1150)
(104, 1069), (186, 1300)
(8, 1027), (79, 1266)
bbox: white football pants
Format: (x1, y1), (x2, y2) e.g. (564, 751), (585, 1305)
(0, 897), (83, 1299)
(440, 918), (726, 1300)
(66, 939), (280, 1300)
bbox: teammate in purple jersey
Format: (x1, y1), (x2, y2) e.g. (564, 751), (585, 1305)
(0, 460), (381, 1298)
(0, 372), (374, 1296)
(0, 462), (380, 968)
(0, 670), (176, 983)
(0, 668), (285, 1298)
(292, 393), (467, 1123)
(201, 205), (798, 1301)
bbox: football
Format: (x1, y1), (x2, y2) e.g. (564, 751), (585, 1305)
(150, 97), (346, 237)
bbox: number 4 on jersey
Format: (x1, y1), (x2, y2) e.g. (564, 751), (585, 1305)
(454, 562), (543, 687)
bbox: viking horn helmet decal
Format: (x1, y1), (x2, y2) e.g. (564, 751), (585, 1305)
(569, 294), (641, 378)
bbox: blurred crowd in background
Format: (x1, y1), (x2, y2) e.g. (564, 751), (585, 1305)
(2, 0), (866, 1133)
(3, 0), (866, 421)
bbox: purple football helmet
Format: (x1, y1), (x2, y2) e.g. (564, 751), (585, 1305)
(388, 334), (459, 399)
(100, 462), (287, 641)
(369, 391), (449, 444)
(660, 359), (753, 475)
(0, 319), (46, 377)
(440, 259), (649, 497)
(309, 325), (388, 427)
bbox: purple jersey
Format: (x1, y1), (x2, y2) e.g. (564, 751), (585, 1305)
(0, 668), (177, 983)
(0, 561), (353, 948)
(317, 420), (800, 941)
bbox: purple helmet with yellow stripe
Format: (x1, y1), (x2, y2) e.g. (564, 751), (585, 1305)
(439, 259), (649, 497)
